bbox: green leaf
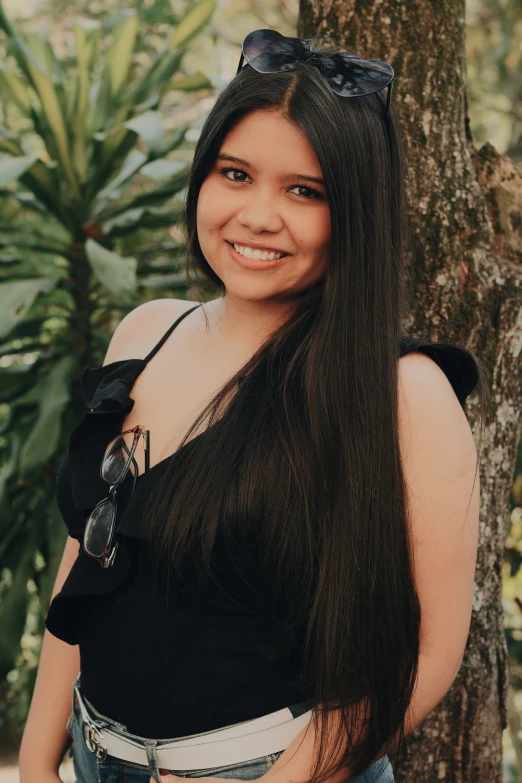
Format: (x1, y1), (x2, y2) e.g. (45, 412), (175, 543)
(0, 221), (69, 249)
(101, 204), (182, 236)
(98, 166), (189, 222)
(6, 374), (44, 405)
(139, 271), (188, 289)
(0, 316), (44, 341)
(93, 148), (148, 212)
(0, 431), (19, 512)
(126, 49), (184, 106)
(0, 128), (22, 156)
(0, 155), (38, 187)
(0, 518), (42, 679)
(38, 499), (68, 616)
(124, 111), (165, 155)
(18, 158), (71, 228)
(169, 72), (213, 91)
(107, 10), (138, 97)
(0, 365), (36, 403)
(0, 3), (41, 83)
(0, 234), (68, 254)
(0, 278), (55, 339)
(154, 128), (186, 158)
(82, 125), (139, 204)
(0, 542), (33, 677)
(85, 238), (137, 295)
(18, 356), (76, 477)
(93, 142), (187, 220)
(169, 0), (216, 50)
(27, 63), (78, 193)
(88, 70), (112, 138)
(73, 17), (101, 65)
(0, 64), (32, 113)
(5, 191), (48, 216)
(0, 11), (79, 194)
(90, 119), (141, 176)
(139, 159), (186, 180)
(0, 340), (39, 359)
(24, 31), (62, 82)
(71, 23), (96, 182)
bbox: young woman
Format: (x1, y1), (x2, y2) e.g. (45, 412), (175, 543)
(19, 29), (487, 783)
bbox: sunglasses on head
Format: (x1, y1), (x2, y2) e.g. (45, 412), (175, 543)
(236, 29), (394, 114)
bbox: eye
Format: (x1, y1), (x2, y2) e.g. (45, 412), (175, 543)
(288, 184), (322, 200)
(221, 167), (249, 183)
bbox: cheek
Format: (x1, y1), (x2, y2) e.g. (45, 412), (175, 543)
(196, 181), (216, 235)
(297, 210), (331, 258)
(197, 176), (234, 232)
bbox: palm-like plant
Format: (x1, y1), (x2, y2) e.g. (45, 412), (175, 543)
(0, 0), (215, 732)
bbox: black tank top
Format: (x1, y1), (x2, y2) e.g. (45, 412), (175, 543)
(45, 304), (480, 738)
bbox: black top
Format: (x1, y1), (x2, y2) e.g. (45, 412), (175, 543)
(45, 304), (480, 739)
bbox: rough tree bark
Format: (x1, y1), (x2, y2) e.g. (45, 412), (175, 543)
(297, 1), (522, 781)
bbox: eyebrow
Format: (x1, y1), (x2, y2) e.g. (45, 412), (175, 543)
(216, 154), (326, 188)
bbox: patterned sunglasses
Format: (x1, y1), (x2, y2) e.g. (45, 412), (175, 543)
(236, 29), (394, 113)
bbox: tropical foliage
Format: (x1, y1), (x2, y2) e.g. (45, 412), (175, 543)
(0, 0), (215, 738)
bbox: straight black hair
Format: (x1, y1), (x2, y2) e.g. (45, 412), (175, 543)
(144, 40), (490, 782)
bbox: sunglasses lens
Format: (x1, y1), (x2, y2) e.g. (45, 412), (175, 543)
(84, 499), (115, 558)
(101, 432), (138, 486)
(322, 53), (394, 97)
(243, 29), (310, 73)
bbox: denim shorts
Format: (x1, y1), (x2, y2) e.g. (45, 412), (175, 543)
(66, 675), (394, 783)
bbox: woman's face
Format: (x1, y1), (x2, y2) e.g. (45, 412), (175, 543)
(196, 108), (331, 304)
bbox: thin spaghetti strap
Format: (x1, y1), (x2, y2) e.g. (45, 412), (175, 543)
(143, 303), (203, 364)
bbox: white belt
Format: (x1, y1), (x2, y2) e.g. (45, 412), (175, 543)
(74, 682), (313, 772)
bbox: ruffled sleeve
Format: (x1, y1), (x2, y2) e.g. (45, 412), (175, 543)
(45, 359), (148, 645)
(68, 359), (147, 512)
(398, 336), (480, 406)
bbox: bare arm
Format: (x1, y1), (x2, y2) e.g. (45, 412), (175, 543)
(19, 535), (81, 780)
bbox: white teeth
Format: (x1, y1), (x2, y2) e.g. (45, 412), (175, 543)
(233, 243), (285, 261)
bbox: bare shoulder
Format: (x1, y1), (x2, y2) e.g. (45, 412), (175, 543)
(103, 298), (200, 366)
(397, 350), (471, 424)
(397, 350), (478, 526)
(397, 350), (476, 459)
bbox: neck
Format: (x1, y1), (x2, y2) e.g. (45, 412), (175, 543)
(205, 293), (296, 350)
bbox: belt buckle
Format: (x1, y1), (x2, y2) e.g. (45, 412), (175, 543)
(83, 722), (108, 761)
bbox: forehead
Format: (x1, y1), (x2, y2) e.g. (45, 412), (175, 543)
(219, 109), (323, 177)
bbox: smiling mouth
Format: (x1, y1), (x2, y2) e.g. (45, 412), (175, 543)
(226, 241), (289, 261)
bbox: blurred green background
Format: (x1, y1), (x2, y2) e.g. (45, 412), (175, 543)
(0, 0), (520, 778)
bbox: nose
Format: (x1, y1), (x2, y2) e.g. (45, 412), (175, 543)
(235, 187), (284, 235)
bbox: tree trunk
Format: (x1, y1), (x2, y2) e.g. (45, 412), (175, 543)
(297, 1), (522, 780)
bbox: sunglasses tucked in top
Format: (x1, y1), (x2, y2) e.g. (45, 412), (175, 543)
(83, 425), (150, 568)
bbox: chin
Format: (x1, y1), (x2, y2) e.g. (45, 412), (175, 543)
(223, 283), (282, 303)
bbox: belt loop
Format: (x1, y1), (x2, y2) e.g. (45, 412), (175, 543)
(145, 740), (161, 783)
(71, 671), (80, 715)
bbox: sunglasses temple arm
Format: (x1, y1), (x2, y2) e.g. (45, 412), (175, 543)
(386, 80), (393, 113)
(144, 429), (150, 472)
(236, 52), (245, 75)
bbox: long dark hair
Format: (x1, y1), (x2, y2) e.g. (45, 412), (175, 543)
(144, 41), (490, 781)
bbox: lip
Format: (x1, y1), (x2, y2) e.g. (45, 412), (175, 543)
(226, 241), (288, 271)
